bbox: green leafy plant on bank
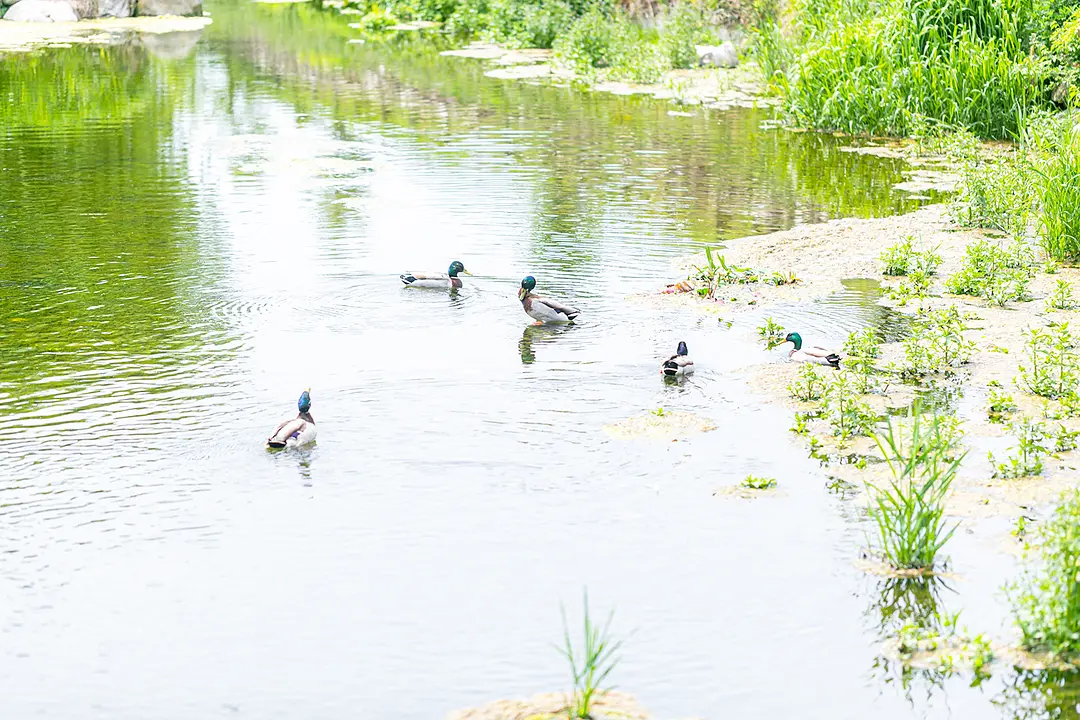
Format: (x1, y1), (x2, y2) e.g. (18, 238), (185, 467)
(1048, 279), (1077, 311)
(823, 370), (877, 441)
(991, 416), (1050, 478)
(559, 591), (621, 719)
(788, 362), (828, 401)
(880, 236), (942, 277)
(946, 239), (1034, 307)
(900, 306), (976, 376)
(987, 389), (1018, 421)
(868, 406), (965, 571)
(1009, 489), (1080, 658)
(1018, 323), (1080, 399)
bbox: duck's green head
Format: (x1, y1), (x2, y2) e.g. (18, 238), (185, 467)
(784, 332), (802, 350)
(518, 275), (536, 300)
(298, 389), (312, 414)
(448, 260), (470, 277)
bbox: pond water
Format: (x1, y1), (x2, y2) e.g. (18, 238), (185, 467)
(0, 3), (1073, 718)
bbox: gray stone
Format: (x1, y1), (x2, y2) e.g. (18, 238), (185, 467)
(2, 0), (78, 21)
(1052, 80), (1073, 106)
(141, 28), (202, 58)
(67, 0), (97, 18)
(100, 0), (129, 16)
(696, 41), (739, 69)
(135, 0), (200, 16)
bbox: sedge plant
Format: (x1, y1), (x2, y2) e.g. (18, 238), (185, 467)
(559, 591), (621, 719)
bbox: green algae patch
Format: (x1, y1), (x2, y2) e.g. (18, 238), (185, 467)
(447, 691), (650, 720)
(603, 410), (716, 441)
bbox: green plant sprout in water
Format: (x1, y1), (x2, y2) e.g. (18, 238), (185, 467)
(742, 474), (777, 490)
(690, 250), (799, 298)
(901, 306), (975, 377)
(842, 328), (882, 388)
(892, 611), (994, 679)
(1018, 323), (1080, 399)
(880, 236), (942, 277)
(758, 317), (787, 350)
(651, 407), (668, 417)
(987, 389), (1018, 422)
(868, 405), (965, 571)
(991, 416), (1049, 479)
(1048, 280), (1077, 311)
(884, 270), (933, 307)
(787, 363), (827, 401)
(1009, 489), (1080, 658)
(823, 371), (877, 442)
(559, 591), (621, 720)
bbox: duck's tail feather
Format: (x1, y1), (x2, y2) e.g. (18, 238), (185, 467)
(400, 274), (416, 286)
(662, 360), (679, 376)
(826, 354), (841, 368)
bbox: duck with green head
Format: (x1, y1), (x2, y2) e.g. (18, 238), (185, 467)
(518, 275), (580, 324)
(400, 260), (470, 289)
(784, 332), (840, 367)
(661, 341), (695, 377)
(267, 389), (318, 448)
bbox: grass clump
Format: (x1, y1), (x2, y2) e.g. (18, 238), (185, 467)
(868, 406), (965, 571)
(900, 306), (975, 376)
(742, 474), (777, 489)
(991, 416), (1050, 478)
(1030, 117), (1080, 264)
(559, 591), (621, 719)
(690, 250), (800, 298)
(987, 389), (1018, 422)
(1009, 489), (1080, 658)
(1018, 323), (1080, 399)
(945, 239), (1034, 307)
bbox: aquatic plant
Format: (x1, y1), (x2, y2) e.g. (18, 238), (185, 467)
(991, 416), (1048, 478)
(1009, 489), (1080, 657)
(868, 406), (965, 571)
(946, 239), (1034, 307)
(950, 153), (1035, 242)
(823, 371), (877, 440)
(1018, 323), (1080, 399)
(1033, 118), (1080, 263)
(742, 474), (777, 489)
(788, 363), (827, 401)
(884, 270), (933, 307)
(901, 306), (975, 376)
(658, 1), (708, 70)
(559, 591), (621, 719)
(880, 237), (942, 277)
(987, 389), (1018, 421)
(1048, 280), (1077, 311)
(757, 317), (787, 350)
(892, 610), (994, 678)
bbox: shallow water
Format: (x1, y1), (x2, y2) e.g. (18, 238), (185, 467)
(0, 4), (1068, 719)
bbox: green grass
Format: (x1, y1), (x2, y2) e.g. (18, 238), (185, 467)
(742, 474), (778, 489)
(787, 362), (827, 401)
(868, 406), (965, 570)
(1018, 322), (1080, 399)
(945, 239), (1033, 307)
(1009, 489), (1080, 657)
(757, 317), (787, 349)
(559, 591), (621, 719)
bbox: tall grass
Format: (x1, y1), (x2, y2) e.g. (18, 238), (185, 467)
(868, 406), (965, 570)
(757, 0), (1048, 138)
(559, 591), (622, 719)
(1034, 119), (1080, 262)
(1009, 489), (1080, 657)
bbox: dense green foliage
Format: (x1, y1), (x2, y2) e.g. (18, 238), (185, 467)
(754, 0), (1076, 138)
(1010, 489), (1080, 657)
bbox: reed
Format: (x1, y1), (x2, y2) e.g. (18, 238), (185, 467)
(559, 591), (621, 719)
(868, 406), (965, 570)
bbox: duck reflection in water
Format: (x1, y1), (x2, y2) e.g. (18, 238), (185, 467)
(519, 323), (575, 364)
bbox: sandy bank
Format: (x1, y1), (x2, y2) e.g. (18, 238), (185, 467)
(0, 15), (210, 52)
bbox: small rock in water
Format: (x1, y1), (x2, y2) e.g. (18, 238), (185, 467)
(696, 41), (738, 68)
(2, 0), (77, 21)
(99, 0), (130, 17)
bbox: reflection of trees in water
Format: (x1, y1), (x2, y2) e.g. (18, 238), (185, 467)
(995, 670), (1080, 720)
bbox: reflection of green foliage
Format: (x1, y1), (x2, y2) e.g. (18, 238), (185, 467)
(0, 45), (200, 404)
(995, 669), (1080, 720)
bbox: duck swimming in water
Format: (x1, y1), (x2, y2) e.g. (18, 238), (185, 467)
(400, 260), (470, 289)
(784, 332), (840, 367)
(267, 389), (318, 448)
(661, 341), (695, 377)
(518, 276), (580, 324)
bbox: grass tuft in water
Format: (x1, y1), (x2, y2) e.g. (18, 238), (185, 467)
(1009, 489), (1080, 658)
(1018, 323), (1080, 399)
(867, 404), (964, 571)
(880, 236), (942, 277)
(757, 317), (787, 350)
(742, 474), (777, 489)
(788, 363), (827, 401)
(558, 591), (621, 719)
(900, 306), (975, 376)
(823, 371), (877, 441)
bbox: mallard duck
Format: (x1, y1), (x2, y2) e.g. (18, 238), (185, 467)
(267, 389), (318, 448)
(661, 341), (695, 377)
(518, 276), (580, 324)
(785, 332), (840, 367)
(400, 260), (470, 289)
